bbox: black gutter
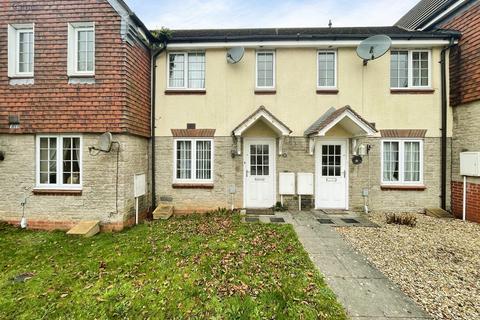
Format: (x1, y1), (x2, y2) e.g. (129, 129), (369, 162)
(440, 38), (456, 210)
(151, 42), (167, 211)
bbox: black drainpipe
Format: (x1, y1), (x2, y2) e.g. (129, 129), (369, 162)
(440, 38), (455, 210)
(151, 42), (167, 211)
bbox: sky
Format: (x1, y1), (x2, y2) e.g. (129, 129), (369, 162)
(124, 0), (420, 30)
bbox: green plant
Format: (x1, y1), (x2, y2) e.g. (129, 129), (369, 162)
(273, 201), (288, 212)
(385, 213), (417, 227)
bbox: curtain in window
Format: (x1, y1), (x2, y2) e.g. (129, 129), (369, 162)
(257, 52), (274, 87)
(196, 140), (211, 180)
(390, 51), (408, 88)
(18, 31), (33, 73)
(77, 29), (94, 72)
(383, 141), (399, 182)
(412, 52), (429, 86)
(318, 52), (335, 87)
(169, 54), (185, 88)
(39, 137), (57, 184)
(176, 141), (192, 179)
(404, 142), (420, 181)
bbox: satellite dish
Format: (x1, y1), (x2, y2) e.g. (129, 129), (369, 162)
(226, 47), (245, 64)
(356, 35), (392, 65)
(98, 132), (113, 152)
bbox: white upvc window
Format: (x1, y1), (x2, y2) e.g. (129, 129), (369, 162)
(173, 138), (213, 183)
(256, 51), (275, 89)
(68, 22), (95, 76)
(390, 50), (431, 88)
(167, 52), (205, 89)
(36, 135), (83, 189)
(381, 139), (423, 185)
(8, 23), (34, 78)
(317, 50), (337, 88)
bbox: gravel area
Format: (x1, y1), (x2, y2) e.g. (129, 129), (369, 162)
(337, 213), (480, 320)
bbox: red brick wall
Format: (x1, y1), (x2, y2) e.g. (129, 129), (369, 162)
(0, 0), (151, 137)
(451, 180), (480, 223)
(441, 2), (480, 107)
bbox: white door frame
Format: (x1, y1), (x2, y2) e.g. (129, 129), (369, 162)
(243, 137), (276, 208)
(315, 138), (349, 210)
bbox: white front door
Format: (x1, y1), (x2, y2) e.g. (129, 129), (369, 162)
(315, 140), (348, 209)
(244, 139), (275, 208)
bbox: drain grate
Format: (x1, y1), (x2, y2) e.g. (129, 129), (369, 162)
(270, 217), (285, 223)
(245, 216), (260, 223)
(341, 218), (360, 224)
(317, 218), (334, 224)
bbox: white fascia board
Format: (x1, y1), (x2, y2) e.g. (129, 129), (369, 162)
(233, 110), (290, 137)
(168, 39), (451, 50)
(317, 111), (376, 137)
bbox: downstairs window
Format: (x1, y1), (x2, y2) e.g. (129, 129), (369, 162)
(174, 139), (213, 183)
(382, 140), (423, 185)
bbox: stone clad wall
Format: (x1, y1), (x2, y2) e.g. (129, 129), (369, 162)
(0, 134), (150, 230)
(155, 136), (444, 213)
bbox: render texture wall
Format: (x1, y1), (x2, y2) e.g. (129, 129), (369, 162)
(0, 134), (150, 230)
(155, 47), (451, 138)
(0, 0), (151, 137)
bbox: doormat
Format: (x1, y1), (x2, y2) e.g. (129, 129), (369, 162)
(245, 216), (260, 223)
(317, 218), (335, 224)
(341, 218), (360, 224)
(270, 217), (285, 223)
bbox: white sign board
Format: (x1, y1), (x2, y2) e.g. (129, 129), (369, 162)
(460, 152), (480, 177)
(134, 173), (146, 197)
(297, 173), (314, 195)
(279, 172), (295, 195)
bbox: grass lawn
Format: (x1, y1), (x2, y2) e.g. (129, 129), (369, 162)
(0, 211), (346, 319)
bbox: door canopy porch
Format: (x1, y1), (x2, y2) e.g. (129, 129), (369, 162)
(232, 106), (292, 155)
(305, 105), (377, 138)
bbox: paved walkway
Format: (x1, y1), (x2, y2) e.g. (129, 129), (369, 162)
(281, 211), (431, 319)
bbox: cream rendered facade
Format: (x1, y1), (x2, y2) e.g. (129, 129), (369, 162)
(154, 43), (452, 212)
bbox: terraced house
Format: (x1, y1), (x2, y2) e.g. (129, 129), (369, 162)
(398, 0), (480, 223)
(153, 27), (459, 213)
(0, 0), (154, 230)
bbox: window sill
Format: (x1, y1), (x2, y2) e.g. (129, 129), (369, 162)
(390, 88), (435, 94)
(9, 78), (34, 86)
(316, 89), (339, 95)
(69, 76), (95, 85)
(165, 89), (206, 95)
(380, 185), (426, 191)
(172, 183), (214, 189)
(33, 189), (83, 196)
(254, 89), (276, 95)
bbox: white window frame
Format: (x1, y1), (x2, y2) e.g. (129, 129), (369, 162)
(390, 49), (432, 89)
(255, 50), (276, 90)
(68, 22), (95, 77)
(166, 51), (206, 90)
(173, 138), (214, 184)
(35, 135), (83, 190)
(317, 50), (337, 89)
(8, 23), (35, 78)
(381, 139), (424, 186)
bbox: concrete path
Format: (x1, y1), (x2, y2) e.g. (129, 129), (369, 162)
(289, 211), (431, 320)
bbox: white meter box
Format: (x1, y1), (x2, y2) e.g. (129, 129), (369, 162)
(134, 173), (146, 197)
(297, 173), (314, 195)
(279, 172), (295, 195)
(460, 152), (480, 177)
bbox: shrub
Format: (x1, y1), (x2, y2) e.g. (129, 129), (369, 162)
(385, 213), (417, 227)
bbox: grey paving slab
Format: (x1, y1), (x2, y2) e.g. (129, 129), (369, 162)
(291, 211), (431, 320)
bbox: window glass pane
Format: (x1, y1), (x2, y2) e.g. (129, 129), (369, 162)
(412, 51), (429, 87)
(321, 144), (342, 177)
(318, 52), (336, 87)
(250, 144), (269, 176)
(176, 140), (192, 179)
(39, 137), (57, 184)
(257, 52), (274, 87)
(18, 30), (33, 73)
(196, 140), (211, 180)
(391, 51), (408, 88)
(169, 54), (185, 88)
(188, 52), (205, 89)
(383, 142), (399, 182)
(404, 142), (420, 182)
(77, 29), (94, 72)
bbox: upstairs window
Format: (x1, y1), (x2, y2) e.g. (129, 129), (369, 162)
(256, 51), (275, 89)
(168, 52), (205, 89)
(68, 22), (95, 76)
(317, 50), (337, 88)
(382, 140), (423, 185)
(36, 135), (82, 189)
(8, 24), (34, 77)
(174, 139), (213, 183)
(391, 50), (431, 89)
